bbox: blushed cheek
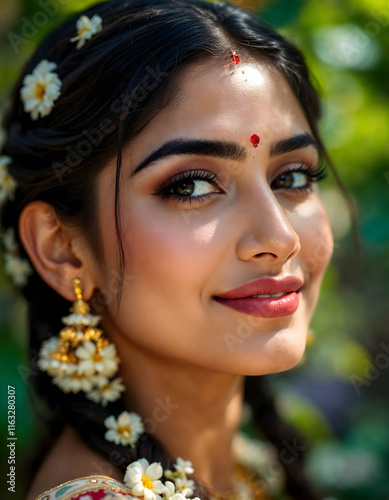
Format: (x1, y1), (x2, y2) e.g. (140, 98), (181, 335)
(298, 199), (334, 283)
(120, 203), (219, 301)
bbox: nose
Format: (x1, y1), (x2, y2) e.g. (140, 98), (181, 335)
(235, 181), (301, 265)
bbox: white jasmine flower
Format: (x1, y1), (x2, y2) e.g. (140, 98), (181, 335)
(75, 340), (119, 376)
(38, 337), (78, 377)
(162, 481), (190, 500)
(62, 312), (101, 327)
(20, 60), (62, 120)
(124, 458), (165, 500)
(86, 376), (125, 406)
(70, 15), (103, 49)
(104, 410), (144, 447)
(173, 458), (194, 477)
(0, 155), (17, 204)
(2, 228), (18, 253)
(164, 483), (188, 500)
(52, 371), (94, 393)
(163, 481), (176, 500)
(38, 336), (60, 373)
(3, 252), (33, 286)
(174, 477), (195, 497)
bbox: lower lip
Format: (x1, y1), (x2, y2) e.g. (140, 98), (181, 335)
(214, 291), (300, 318)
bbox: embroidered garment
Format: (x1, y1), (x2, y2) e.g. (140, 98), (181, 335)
(35, 475), (135, 499)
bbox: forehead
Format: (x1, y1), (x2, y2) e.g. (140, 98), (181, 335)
(135, 59), (311, 148)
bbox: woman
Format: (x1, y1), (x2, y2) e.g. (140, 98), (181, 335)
(0, 0), (353, 498)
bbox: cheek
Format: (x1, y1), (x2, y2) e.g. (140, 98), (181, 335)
(116, 197), (223, 336)
(125, 207), (216, 285)
(295, 196), (334, 284)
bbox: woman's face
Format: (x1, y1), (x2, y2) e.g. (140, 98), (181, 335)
(93, 59), (334, 375)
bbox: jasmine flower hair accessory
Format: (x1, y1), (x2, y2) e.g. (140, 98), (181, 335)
(1, 227), (33, 287)
(70, 15), (103, 49)
(20, 60), (62, 120)
(0, 155), (17, 205)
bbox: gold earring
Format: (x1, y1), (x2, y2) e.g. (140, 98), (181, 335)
(306, 328), (315, 346)
(38, 277), (125, 406)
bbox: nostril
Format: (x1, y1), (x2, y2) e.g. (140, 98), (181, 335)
(254, 252), (277, 258)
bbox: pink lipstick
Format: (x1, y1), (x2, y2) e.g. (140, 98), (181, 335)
(214, 276), (303, 318)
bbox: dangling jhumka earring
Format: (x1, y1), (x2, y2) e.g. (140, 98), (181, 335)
(38, 277), (125, 406)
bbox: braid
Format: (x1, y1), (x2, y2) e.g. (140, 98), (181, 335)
(244, 376), (324, 500)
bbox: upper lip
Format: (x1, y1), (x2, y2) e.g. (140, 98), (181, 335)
(214, 275), (304, 300)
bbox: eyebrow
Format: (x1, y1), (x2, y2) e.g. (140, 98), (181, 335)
(130, 132), (319, 176)
(130, 139), (247, 176)
(269, 132), (319, 158)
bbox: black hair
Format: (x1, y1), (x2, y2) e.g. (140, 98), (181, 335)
(0, 0), (360, 498)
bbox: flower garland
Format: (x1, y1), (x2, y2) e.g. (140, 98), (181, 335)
(101, 409), (276, 500)
(124, 458), (199, 500)
(101, 410), (198, 500)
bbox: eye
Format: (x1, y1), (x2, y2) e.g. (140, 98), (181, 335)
(272, 163), (328, 193)
(153, 170), (223, 205)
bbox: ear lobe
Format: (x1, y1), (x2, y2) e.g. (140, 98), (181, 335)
(18, 200), (95, 302)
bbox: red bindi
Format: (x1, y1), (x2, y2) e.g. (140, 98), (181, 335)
(250, 134), (260, 148)
(230, 49), (240, 64)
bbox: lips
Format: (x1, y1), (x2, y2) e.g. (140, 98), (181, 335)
(213, 276), (303, 318)
(214, 275), (304, 300)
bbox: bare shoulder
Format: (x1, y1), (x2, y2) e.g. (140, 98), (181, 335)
(26, 425), (125, 500)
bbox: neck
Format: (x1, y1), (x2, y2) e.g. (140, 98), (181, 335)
(115, 335), (244, 492)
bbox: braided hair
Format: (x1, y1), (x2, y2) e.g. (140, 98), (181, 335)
(0, 0), (357, 498)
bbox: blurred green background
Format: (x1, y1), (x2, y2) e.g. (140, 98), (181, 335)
(0, 0), (388, 499)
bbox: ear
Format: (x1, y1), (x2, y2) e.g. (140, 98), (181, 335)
(18, 201), (97, 301)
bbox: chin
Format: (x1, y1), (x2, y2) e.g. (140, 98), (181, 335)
(234, 332), (307, 376)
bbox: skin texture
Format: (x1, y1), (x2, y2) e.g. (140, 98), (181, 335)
(22, 59), (334, 496)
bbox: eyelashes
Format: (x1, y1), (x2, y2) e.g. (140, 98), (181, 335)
(152, 163), (329, 205)
(271, 163), (329, 192)
(153, 170), (221, 205)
